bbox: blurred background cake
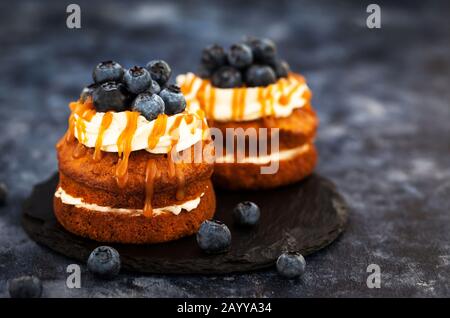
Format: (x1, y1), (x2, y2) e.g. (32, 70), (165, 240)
(177, 37), (318, 189)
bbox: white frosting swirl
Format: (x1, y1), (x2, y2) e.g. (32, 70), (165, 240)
(73, 111), (204, 154)
(177, 72), (311, 122)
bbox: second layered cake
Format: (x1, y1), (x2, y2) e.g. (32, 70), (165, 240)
(177, 38), (318, 189)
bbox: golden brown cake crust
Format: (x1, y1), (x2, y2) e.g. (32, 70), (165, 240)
(53, 180), (216, 244)
(213, 143), (318, 190)
(57, 138), (214, 195)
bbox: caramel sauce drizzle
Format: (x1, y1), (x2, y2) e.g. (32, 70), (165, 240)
(115, 111), (139, 188)
(196, 109), (210, 140)
(231, 88), (240, 120)
(143, 159), (157, 217)
(147, 114), (168, 149)
(302, 88), (313, 101)
(93, 111), (113, 161)
(277, 79), (286, 95)
(181, 74), (196, 95)
(72, 143), (86, 158)
(257, 87), (267, 117)
(167, 148), (176, 178)
(266, 85), (275, 116)
(207, 86), (216, 118)
(83, 109), (96, 121)
(196, 80), (209, 111)
(175, 163), (186, 201)
(67, 99), (94, 142)
(75, 114), (87, 143)
(238, 88), (247, 119)
(279, 83), (302, 106)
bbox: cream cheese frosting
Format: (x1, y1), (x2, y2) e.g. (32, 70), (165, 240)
(177, 72), (311, 122)
(72, 111), (205, 154)
(55, 187), (204, 216)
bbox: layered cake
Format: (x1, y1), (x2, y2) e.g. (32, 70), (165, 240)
(177, 37), (318, 189)
(55, 59), (215, 244)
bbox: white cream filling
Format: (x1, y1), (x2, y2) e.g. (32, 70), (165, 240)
(177, 72), (310, 122)
(215, 143), (311, 164)
(54, 187), (204, 216)
(74, 111), (204, 154)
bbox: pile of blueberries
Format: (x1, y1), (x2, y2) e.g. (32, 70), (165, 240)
(198, 37), (290, 88)
(81, 60), (186, 121)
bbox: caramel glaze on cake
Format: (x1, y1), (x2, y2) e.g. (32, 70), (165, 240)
(54, 98), (216, 244)
(179, 72), (319, 190)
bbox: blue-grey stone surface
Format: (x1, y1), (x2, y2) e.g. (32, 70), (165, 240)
(0, 0), (449, 297)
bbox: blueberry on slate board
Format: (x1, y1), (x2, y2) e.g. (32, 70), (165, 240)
(8, 276), (42, 298)
(146, 60), (172, 87)
(87, 246), (121, 279)
(227, 43), (253, 69)
(212, 66), (243, 88)
(245, 65), (277, 87)
(196, 220), (232, 254)
(276, 252), (306, 278)
(233, 201), (260, 226)
(159, 85), (186, 115)
(132, 93), (165, 121)
(123, 66), (152, 94)
(92, 81), (129, 112)
(92, 61), (124, 84)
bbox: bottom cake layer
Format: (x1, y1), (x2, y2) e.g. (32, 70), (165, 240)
(53, 180), (216, 244)
(213, 143), (317, 190)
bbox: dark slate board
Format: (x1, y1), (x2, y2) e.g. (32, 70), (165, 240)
(21, 173), (348, 274)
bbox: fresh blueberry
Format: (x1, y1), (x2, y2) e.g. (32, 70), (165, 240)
(196, 220), (231, 254)
(132, 93), (165, 121)
(146, 60), (172, 86)
(272, 59), (290, 78)
(80, 83), (97, 103)
(123, 66), (152, 94)
(227, 43), (253, 69)
(245, 65), (277, 87)
(8, 276), (42, 298)
(211, 66), (243, 88)
(0, 182), (7, 206)
(233, 201), (260, 226)
(201, 44), (227, 71)
(246, 37), (277, 64)
(92, 60), (124, 84)
(146, 80), (161, 95)
(159, 85), (186, 115)
(276, 252), (306, 278)
(87, 246), (121, 279)
(92, 81), (129, 112)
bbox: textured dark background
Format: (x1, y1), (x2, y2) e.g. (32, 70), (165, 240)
(0, 0), (449, 297)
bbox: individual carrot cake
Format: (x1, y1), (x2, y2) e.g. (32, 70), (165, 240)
(177, 37), (318, 190)
(54, 59), (215, 244)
